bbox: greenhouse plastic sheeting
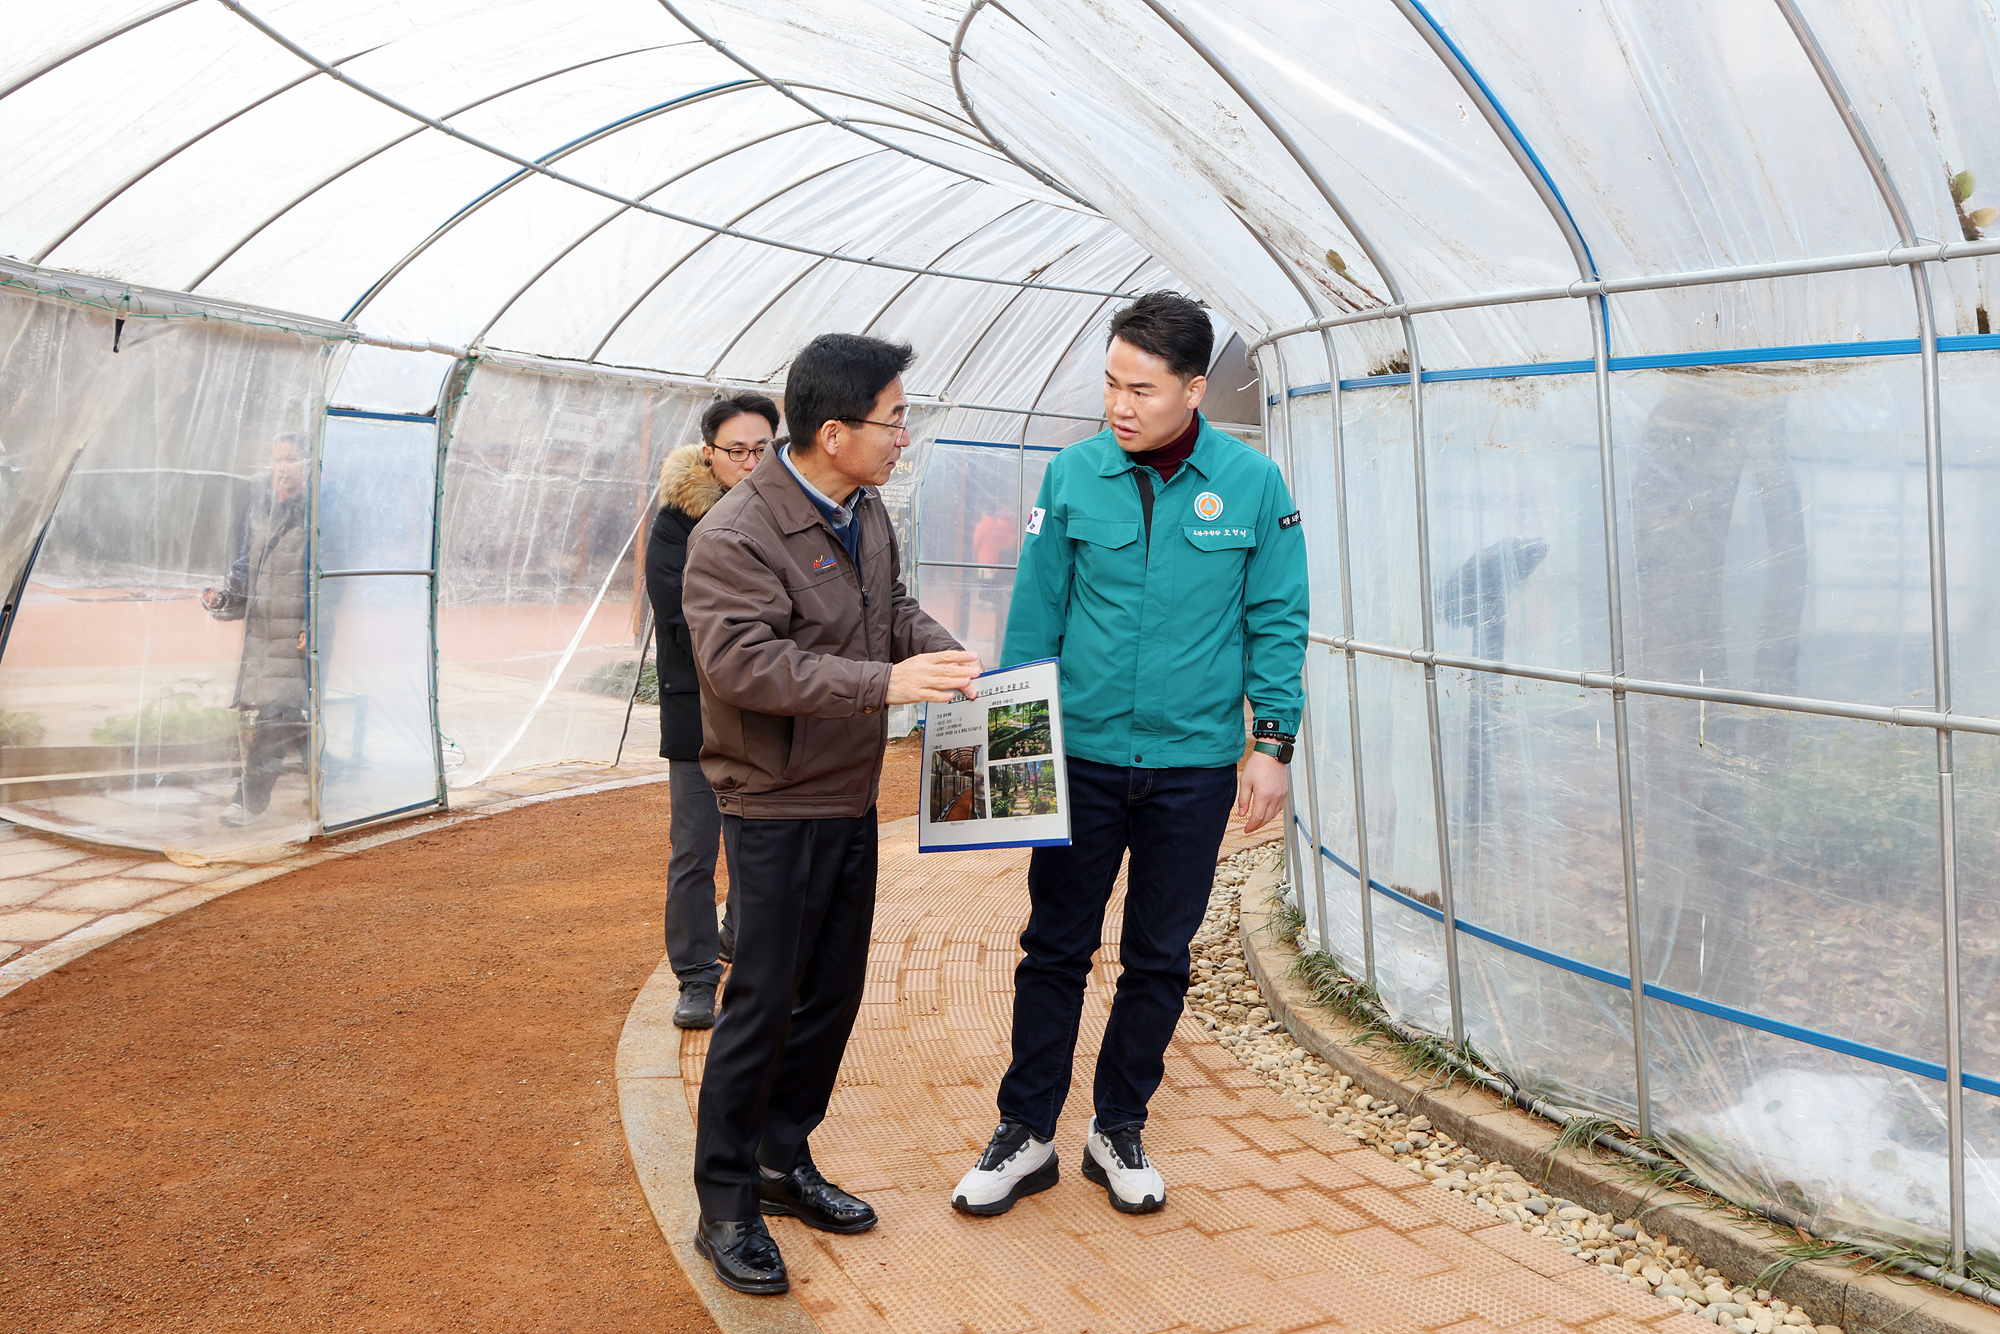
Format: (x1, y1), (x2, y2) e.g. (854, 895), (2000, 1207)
(16, 0), (2000, 1273)
(0, 284), (346, 855)
(435, 359), (695, 785)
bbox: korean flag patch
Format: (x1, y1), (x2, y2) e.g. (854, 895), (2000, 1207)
(1025, 506), (1045, 536)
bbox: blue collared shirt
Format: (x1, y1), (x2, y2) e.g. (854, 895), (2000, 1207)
(779, 443), (861, 562)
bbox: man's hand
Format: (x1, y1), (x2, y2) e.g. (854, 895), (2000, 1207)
(1236, 750), (1288, 834)
(887, 650), (982, 704)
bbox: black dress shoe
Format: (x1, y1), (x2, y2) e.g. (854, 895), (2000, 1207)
(718, 926), (735, 965)
(757, 1162), (878, 1234)
(674, 981), (716, 1030)
(693, 1215), (788, 1295)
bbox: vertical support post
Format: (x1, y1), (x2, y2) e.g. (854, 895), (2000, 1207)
(306, 412), (326, 834)
(1592, 294), (1652, 1140)
(1402, 315), (1466, 1045)
(1271, 341), (1330, 951)
(1769, 0), (1960, 1267)
(1320, 327), (1376, 987)
(1916, 259), (1965, 1272)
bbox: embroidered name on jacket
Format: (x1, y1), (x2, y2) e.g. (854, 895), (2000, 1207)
(812, 555), (838, 572)
(1188, 527), (1252, 539)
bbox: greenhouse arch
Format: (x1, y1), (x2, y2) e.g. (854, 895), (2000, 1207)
(7, 0), (2000, 1283)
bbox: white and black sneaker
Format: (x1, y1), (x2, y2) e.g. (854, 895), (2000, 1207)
(951, 1121), (1058, 1216)
(1081, 1117), (1165, 1213)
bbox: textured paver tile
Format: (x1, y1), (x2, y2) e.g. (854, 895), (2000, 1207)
(1476, 1223), (1590, 1278)
(1272, 1150), (1368, 1191)
(1072, 1272), (1185, 1334)
(1205, 1150), (1306, 1192)
(1206, 1267), (1331, 1331)
(1211, 1227), (1324, 1280)
(1582, 1316), (1664, 1334)
(996, 1277), (1103, 1334)
(1144, 1274), (1257, 1333)
(1168, 1184), (1248, 1240)
(1076, 1225), (1186, 1282)
(1287, 1225), (1452, 1280)
(1560, 1267), (1680, 1321)
(1338, 1183), (1440, 1233)
(0, 908), (96, 941)
(1277, 1188), (1373, 1233)
(1212, 1185), (1313, 1233)
(1406, 1225), (1519, 1277)
(1418, 1269), (1550, 1326)
(1481, 1268), (1612, 1323)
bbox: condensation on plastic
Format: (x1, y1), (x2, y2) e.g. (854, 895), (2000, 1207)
(434, 361), (698, 786)
(0, 302), (344, 854)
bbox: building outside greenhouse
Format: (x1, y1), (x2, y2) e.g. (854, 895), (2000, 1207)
(6, 0), (2000, 1296)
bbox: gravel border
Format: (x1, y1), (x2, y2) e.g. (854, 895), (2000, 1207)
(1227, 857), (2000, 1334)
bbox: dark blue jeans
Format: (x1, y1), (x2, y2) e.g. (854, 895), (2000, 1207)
(996, 757), (1237, 1141)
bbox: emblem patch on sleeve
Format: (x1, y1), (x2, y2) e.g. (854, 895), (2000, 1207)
(1025, 507), (1045, 535)
(1279, 511), (1302, 530)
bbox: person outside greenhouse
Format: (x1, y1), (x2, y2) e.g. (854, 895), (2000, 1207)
(952, 291), (1309, 1217)
(644, 393), (779, 1030)
(201, 432), (312, 828)
(680, 333), (981, 1295)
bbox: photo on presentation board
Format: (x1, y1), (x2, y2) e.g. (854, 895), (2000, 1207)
(918, 658), (1069, 852)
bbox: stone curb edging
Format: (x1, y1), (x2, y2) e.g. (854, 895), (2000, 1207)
(0, 768), (674, 1000)
(1238, 900), (2000, 1334)
(616, 954), (819, 1334)
(612, 814), (923, 1334)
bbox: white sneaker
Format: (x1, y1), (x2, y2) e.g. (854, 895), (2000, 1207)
(1082, 1117), (1165, 1213)
(218, 803), (255, 827)
(952, 1121), (1057, 1216)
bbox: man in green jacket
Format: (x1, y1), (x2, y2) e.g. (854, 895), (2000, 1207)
(952, 291), (1308, 1217)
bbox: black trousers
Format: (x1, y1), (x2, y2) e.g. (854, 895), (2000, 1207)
(692, 811), (877, 1221)
(238, 704), (308, 815)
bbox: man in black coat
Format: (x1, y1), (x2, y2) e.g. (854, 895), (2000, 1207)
(645, 394), (779, 1028)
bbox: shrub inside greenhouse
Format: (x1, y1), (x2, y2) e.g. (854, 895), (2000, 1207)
(7, 0), (2000, 1292)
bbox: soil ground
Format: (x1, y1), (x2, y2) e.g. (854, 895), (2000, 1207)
(0, 736), (924, 1333)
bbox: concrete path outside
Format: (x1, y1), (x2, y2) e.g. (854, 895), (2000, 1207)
(0, 753), (670, 992)
(666, 823), (1711, 1334)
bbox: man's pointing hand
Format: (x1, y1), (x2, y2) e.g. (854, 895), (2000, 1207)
(887, 650), (983, 704)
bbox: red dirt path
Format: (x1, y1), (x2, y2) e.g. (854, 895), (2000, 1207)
(0, 737), (923, 1332)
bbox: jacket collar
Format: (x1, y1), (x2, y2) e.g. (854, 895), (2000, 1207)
(1093, 412), (1219, 482)
(747, 449), (869, 536)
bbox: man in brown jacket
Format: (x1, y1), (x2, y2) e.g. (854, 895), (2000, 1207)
(681, 333), (980, 1295)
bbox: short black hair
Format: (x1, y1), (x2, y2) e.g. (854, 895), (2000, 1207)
(1106, 290), (1212, 380)
(783, 333), (915, 454)
(700, 392), (780, 447)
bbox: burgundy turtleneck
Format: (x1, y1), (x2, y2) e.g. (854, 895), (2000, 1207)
(1128, 411), (1200, 482)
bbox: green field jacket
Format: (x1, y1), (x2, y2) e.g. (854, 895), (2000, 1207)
(999, 416), (1309, 769)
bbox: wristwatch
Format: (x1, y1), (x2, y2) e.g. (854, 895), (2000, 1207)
(1252, 720), (1295, 765)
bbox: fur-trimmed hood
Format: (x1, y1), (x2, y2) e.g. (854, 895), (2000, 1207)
(658, 443), (726, 520)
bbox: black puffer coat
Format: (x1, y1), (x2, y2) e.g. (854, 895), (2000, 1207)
(208, 485), (309, 710)
(645, 444), (726, 760)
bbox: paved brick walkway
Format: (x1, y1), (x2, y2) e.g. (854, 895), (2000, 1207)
(681, 825), (1708, 1334)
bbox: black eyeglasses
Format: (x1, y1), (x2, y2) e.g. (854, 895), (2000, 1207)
(840, 412), (910, 436)
(713, 444), (768, 462)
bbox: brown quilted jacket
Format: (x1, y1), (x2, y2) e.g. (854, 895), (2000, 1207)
(682, 452), (958, 818)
